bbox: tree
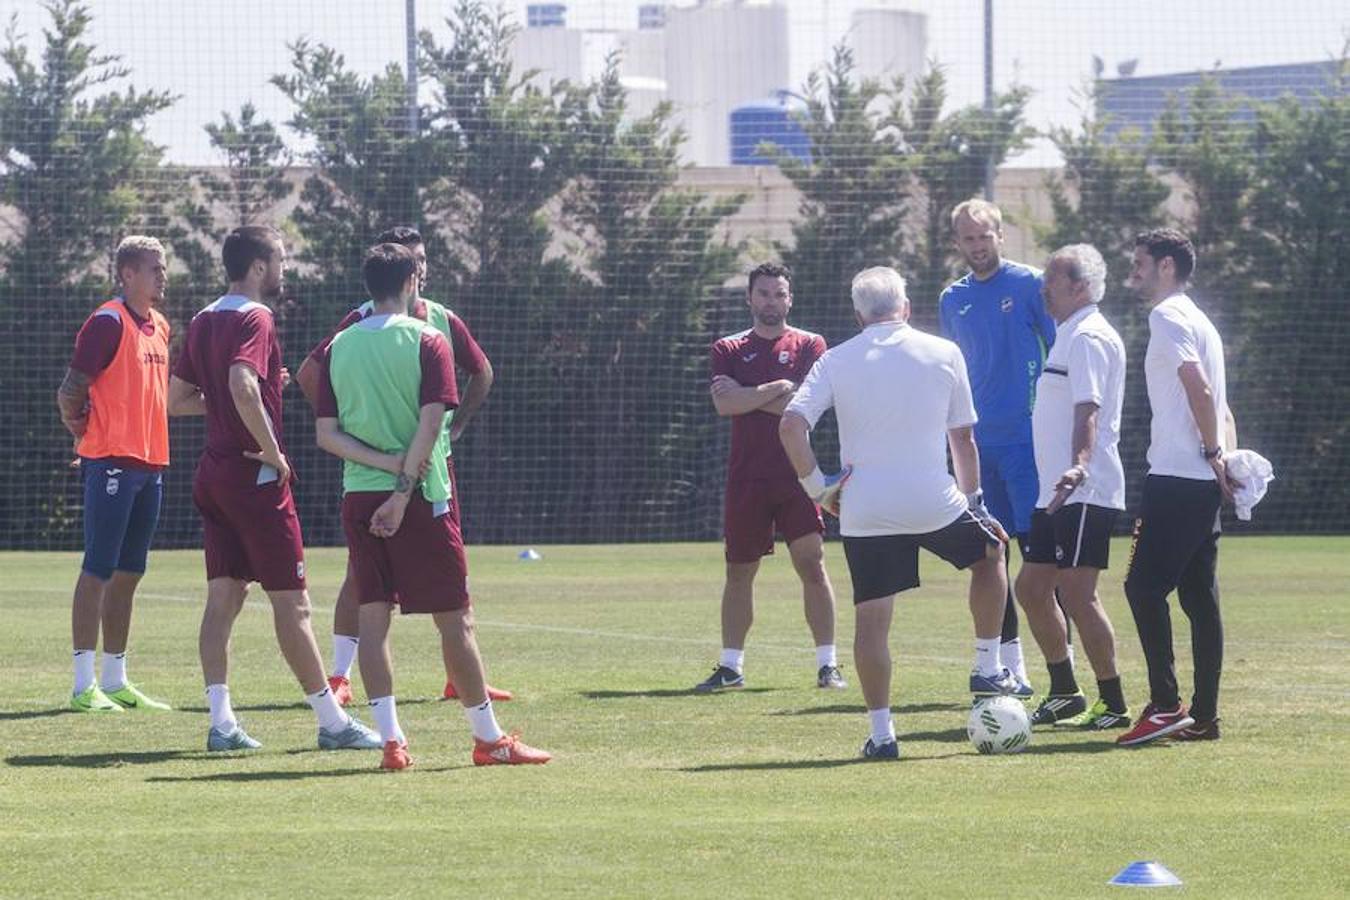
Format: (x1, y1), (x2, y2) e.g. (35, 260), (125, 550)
(549, 54), (745, 537)
(0, 0), (174, 547)
(772, 45), (910, 341)
(272, 39), (434, 295)
(171, 103), (294, 290)
(418, 0), (593, 541)
(1229, 66), (1350, 525)
(1153, 77), (1254, 303)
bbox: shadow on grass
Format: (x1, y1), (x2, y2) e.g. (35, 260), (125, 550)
(0, 708), (77, 721)
(771, 701), (969, 717)
(145, 764), (472, 784)
(900, 726), (969, 743)
(580, 687), (780, 700)
(676, 750), (971, 772)
(177, 697), (437, 714)
(1026, 738), (1142, 755)
(6, 750), (201, 768)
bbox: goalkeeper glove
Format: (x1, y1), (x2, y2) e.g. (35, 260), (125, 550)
(800, 465), (852, 518)
(966, 489), (1009, 543)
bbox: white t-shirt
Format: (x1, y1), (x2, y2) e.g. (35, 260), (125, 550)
(786, 321), (976, 536)
(1031, 304), (1126, 510)
(1145, 294), (1227, 480)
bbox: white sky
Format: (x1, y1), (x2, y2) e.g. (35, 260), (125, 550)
(2, 0), (1345, 166)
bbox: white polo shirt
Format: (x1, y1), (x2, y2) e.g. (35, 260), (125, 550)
(1145, 294), (1227, 480)
(1031, 304), (1126, 510)
(785, 321), (976, 536)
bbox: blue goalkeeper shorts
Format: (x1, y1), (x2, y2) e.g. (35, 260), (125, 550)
(978, 442), (1039, 538)
(81, 458), (162, 580)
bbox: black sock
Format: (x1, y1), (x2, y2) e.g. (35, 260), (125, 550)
(1097, 677), (1126, 714)
(1047, 658), (1078, 696)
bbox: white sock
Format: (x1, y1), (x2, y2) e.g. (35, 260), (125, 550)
(719, 648), (745, 674)
(466, 698), (505, 743)
(100, 651), (128, 692)
(369, 696), (405, 745)
(331, 635), (359, 679)
(73, 649), (96, 695)
(868, 707), (896, 745)
(306, 686), (350, 733)
(999, 638), (1027, 681)
(815, 644), (837, 669)
(1067, 642), (1077, 668)
(206, 684), (237, 732)
(974, 637), (1002, 677)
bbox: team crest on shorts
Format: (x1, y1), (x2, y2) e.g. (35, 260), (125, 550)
(778, 350), (790, 364)
(1000, 296), (1014, 313)
(296, 560), (305, 579)
(105, 477), (119, 496)
(1054, 545), (1064, 561)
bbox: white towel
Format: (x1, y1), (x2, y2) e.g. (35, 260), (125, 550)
(1224, 449), (1274, 521)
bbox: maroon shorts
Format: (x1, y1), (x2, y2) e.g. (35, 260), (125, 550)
(192, 460), (306, 591)
(723, 477), (824, 563)
(342, 491), (470, 614)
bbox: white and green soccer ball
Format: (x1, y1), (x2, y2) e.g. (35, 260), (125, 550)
(967, 696), (1032, 755)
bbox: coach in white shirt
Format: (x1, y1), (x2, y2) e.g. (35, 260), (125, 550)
(1015, 244), (1132, 732)
(1118, 228), (1237, 747)
(779, 266), (1015, 761)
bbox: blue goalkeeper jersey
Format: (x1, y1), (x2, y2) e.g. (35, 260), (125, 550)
(939, 260), (1056, 447)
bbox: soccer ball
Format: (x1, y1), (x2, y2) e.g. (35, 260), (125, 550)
(967, 696), (1032, 755)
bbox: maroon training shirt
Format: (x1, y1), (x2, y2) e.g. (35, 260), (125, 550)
(173, 295), (287, 485)
(710, 326), (826, 484)
(306, 298), (488, 376)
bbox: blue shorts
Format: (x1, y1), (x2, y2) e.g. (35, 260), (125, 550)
(81, 459), (162, 580)
(978, 442), (1039, 537)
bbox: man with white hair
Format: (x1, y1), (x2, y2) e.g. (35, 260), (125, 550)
(1016, 245), (1132, 730)
(780, 266), (1013, 760)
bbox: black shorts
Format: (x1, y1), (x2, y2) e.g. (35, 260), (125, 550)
(842, 510), (1003, 604)
(1025, 503), (1119, 570)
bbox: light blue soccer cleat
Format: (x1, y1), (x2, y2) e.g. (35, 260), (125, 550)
(318, 717), (383, 750)
(207, 724), (262, 751)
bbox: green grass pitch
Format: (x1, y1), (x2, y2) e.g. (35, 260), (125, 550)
(1, 537), (1347, 898)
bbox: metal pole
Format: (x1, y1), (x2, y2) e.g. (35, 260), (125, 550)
(405, 0), (419, 134)
(983, 0), (995, 200)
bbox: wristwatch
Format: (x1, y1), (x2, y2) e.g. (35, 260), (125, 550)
(1200, 444), (1223, 461)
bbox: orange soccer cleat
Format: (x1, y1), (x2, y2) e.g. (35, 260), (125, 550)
(327, 674), (354, 707)
(472, 733), (551, 766)
(444, 681), (514, 702)
(381, 740), (413, 771)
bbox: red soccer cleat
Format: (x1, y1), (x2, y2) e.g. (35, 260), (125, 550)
(472, 733), (552, 766)
(380, 739), (413, 771)
(328, 674), (354, 707)
(1116, 703), (1195, 746)
(444, 681), (514, 702)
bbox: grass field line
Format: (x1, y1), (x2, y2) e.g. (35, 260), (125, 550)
(21, 586), (973, 662)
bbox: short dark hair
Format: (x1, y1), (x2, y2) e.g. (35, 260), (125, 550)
(363, 243), (418, 301)
(747, 262), (792, 293)
(374, 225), (423, 248)
(222, 225), (281, 281)
(1135, 228), (1196, 282)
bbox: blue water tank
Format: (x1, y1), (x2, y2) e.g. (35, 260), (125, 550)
(730, 92), (811, 166)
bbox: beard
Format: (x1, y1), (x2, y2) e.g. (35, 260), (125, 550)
(755, 310), (785, 327)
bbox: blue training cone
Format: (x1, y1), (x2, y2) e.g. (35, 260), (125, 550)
(517, 548), (542, 561)
(1109, 861), (1183, 887)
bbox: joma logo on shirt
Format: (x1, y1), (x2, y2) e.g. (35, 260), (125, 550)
(142, 350), (168, 366)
